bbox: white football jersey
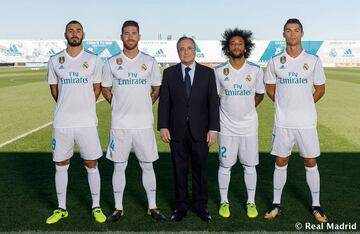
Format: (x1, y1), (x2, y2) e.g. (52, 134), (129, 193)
(215, 61), (265, 136)
(264, 50), (326, 128)
(47, 49), (103, 128)
(102, 52), (161, 129)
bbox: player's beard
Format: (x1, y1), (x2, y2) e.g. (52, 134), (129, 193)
(123, 40), (138, 50)
(229, 50), (245, 59)
(66, 35), (84, 47)
(286, 38), (301, 47)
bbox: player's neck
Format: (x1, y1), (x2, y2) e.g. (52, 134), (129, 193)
(66, 45), (83, 57)
(286, 46), (303, 58)
(123, 48), (140, 59)
(229, 57), (245, 70)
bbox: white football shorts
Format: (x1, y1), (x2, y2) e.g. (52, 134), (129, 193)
(218, 133), (259, 167)
(52, 127), (103, 162)
(106, 128), (159, 163)
(271, 127), (320, 158)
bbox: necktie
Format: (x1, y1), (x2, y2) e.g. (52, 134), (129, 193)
(184, 67), (191, 98)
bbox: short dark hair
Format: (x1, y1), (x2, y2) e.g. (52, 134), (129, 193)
(283, 18), (303, 32)
(176, 36), (196, 52)
(65, 20), (83, 32)
(122, 20), (139, 34)
(221, 28), (255, 59)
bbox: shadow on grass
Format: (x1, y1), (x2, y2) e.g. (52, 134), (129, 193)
(0, 152), (359, 232)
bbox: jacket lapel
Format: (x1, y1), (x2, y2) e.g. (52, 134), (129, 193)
(189, 62), (200, 101)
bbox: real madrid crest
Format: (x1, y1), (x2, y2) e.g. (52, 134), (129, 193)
(280, 56), (286, 64)
(59, 56), (65, 64)
(141, 64), (148, 71)
(246, 74), (252, 82)
(82, 61), (89, 69)
(303, 63), (309, 70)
(116, 57), (123, 65)
(223, 68), (229, 76)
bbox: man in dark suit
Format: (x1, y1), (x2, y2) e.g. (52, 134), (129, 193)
(158, 36), (220, 222)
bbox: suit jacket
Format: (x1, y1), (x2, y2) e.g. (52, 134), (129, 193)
(158, 62), (220, 141)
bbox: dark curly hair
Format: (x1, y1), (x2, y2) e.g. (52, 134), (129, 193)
(221, 28), (255, 59)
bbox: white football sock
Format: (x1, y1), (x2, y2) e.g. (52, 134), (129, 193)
(139, 162), (157, 209)
(305, 164), (321, 207)
(218, 165), (231, 203)
(85, 165), (101, 209)
(113, 161), (128, 210)
(243, 165), (257, 204)
(55, 164), (69, 210)
(273, 164), (288, 205)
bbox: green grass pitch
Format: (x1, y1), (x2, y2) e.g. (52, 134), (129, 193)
(0, 66), (359, 232)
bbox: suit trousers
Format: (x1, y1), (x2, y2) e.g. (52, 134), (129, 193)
(170, 122), (209, 213)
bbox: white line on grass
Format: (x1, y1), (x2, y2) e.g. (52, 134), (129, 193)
(0, 98), (105, 148)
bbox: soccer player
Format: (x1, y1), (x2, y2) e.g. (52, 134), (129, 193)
(102, 20), (166, 222)
(214, 29), (264, 219)
(263, 18), (328, 223)
(46, 20), (106, 224)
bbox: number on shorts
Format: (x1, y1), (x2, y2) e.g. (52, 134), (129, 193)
(110, 139), (115, 151)
(52, 138), (56, 151)
(219, 146), (227, 158)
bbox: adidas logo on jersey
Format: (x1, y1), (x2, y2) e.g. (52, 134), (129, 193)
(117, 66), (123, 70)
(59, 65), (65, 69)
(279, 65), (286, 69)
(224, 77), (230, 81)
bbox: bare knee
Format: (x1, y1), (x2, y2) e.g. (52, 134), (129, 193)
(56, 159), (70, 166)
(275, 157), (289, 167)
(84, 160), (97, 168)
(304, 158), (317, 167)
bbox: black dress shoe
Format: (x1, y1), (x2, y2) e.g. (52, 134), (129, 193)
(171, 210), (187, 222)
(197, 211), (212, 222)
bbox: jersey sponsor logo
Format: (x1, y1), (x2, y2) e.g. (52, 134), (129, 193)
(224, 83), (251, 96)
(116, 57), (123, 65)
(59, 56), (65, 64)
(278, 72), (308, 84)
(303, 63), (309, 70)
(141, 64), (148, 71)
(82, 61), (89, 69)
(60, 72), (89, 84)
(280, 56), (286, 64)
(223, 68), (229, 76)
(117, 72), (147, 85)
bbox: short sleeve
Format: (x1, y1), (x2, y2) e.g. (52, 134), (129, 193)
(150, 58), (162, 86)
(313, 58), (326, 85)
(47, 58), (58, 84)
(264, 57), (276, 84)
(93, 57), (103, 84)
(255, 68), (265, 94)
(101, 60), (113, 87)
